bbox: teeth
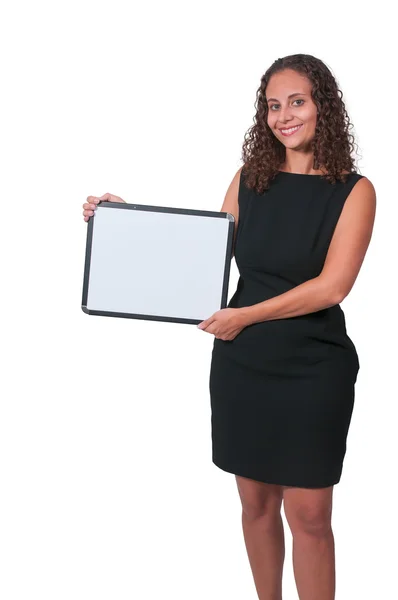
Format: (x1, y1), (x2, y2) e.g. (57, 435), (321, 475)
(281, 125), (301, 133)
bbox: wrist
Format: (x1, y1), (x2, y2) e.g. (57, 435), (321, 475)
(239, 306), (256, 327)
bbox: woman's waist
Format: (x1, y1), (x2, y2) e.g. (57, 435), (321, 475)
(228, 286), (346, 327)
(214, 318), (359, 367)
(227, 283), (357, 352)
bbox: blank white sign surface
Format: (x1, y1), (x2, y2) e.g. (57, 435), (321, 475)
(81, 202), (235, 324)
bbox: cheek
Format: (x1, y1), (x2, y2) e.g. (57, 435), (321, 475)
(302, 106), (317, 124)
(267, 113), (277, 130)
(306, 116), (318, 134)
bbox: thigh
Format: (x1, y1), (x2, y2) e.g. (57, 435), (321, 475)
(235, 475), (284, 519)
(283, 485), (334, 535)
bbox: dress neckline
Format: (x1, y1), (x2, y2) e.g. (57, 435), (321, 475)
(277, 170), (353, 177)
(277, 170), (326, 177)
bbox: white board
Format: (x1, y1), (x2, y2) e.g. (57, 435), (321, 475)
(81, 201), (235, 325)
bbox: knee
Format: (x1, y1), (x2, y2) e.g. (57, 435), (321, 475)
(236, 479), (283, 522)
(241, 499), (280, 522)
(285, 504), (332, 537)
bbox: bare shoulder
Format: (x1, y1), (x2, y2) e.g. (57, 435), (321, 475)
(348, 175), (376, 205)
(342, 175), (376, 227)
(220, 166), (244, 220)
(358, 174), (375, 190)
(220, 166), (244, 258)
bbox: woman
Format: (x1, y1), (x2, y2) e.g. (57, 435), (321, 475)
(82, 54), (376, 600)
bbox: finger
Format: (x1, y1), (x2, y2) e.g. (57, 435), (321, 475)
(198, 315), (216, 329)
(199, 322), (214, 332)
(83, 202), (98, 210)
(97, 193), (125, 204)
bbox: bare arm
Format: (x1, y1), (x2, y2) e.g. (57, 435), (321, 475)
(220, 167), (242, 258)
(240, 177), (377, 326)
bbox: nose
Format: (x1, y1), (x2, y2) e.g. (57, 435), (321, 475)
(278, 106), (294, 125)
(268, 104), (297, 129)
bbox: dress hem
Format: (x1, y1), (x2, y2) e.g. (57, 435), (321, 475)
(212, 456), (341, 489)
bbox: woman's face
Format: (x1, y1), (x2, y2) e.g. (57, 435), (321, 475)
(266, 69), (318, 149)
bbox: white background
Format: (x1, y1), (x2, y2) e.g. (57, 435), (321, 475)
(1, 1), (396, 598)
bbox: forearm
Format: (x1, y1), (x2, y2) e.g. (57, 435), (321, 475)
(240, 276), (340, 326)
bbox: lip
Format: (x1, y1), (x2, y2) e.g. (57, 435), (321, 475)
(279, 124), (303, 136)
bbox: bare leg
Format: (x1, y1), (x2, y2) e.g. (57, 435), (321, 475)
(236, 476), (285, 600)
(284, 485), (335, 600)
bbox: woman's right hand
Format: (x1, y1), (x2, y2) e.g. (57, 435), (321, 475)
(82, 193), (126, 222)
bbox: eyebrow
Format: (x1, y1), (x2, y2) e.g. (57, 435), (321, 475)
(266, 92), (307, 103)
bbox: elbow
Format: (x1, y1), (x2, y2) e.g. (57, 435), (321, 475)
(330, 285), (349, 305)
(318, 276), (346, 306)
(333, 290), (346, 305)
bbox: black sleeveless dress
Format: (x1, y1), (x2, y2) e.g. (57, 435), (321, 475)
(209, 168), (364, 488)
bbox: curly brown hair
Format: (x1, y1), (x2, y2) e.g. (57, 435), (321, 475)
(241, 54), (362, 194)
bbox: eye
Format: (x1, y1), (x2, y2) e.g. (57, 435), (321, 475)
(269, 99), (304, 111)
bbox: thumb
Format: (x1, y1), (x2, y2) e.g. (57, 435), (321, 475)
(98, 193), (125, 203)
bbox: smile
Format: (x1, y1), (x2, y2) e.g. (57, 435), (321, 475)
(280, 124), (303, 136)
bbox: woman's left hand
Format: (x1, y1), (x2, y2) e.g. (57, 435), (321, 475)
(197, 308), (249, 341)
